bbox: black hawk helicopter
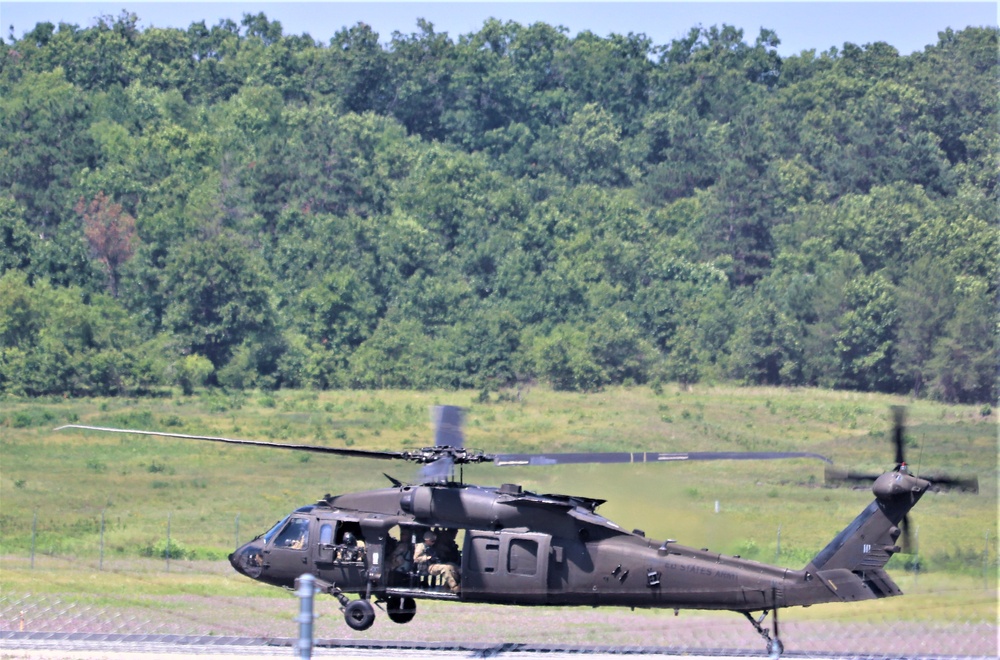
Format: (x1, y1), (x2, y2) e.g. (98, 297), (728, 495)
(58, 405), (962, 656)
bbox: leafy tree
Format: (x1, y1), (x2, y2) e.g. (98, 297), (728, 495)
(558, 30), (655, 136)
(76, 191), (138, 296)
(444, 308), (525, 388)
(928, 277), (997, 403)
(586, 311), (654, 386)
(0, 14), (995, 401)
(161, 232), (277, 371)
(697, 105), (778, 286)
(528, 324), (605, 392)
(388, 19), (456, 141)
(638, 109), (726, 204)
(0, 272), (148, 395)
(316, 22), (393, 114)
(0, 198), (35, 275)
(0, 68), (95, 231)
(834, 273), (899, 392)
(347, 317), (444, 389)
(27, 221), (106, 292)
(553, 103), (634, 187)
(909, 27), (998, 167)
(296, 268), (379, 355)
(894, 256), (956, 396)
(727, 291), (803, 386)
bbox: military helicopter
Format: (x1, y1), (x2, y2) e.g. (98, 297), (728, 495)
(58, 405), (958, 656)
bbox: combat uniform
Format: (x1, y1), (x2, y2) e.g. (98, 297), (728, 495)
(414, 534), (460, 593)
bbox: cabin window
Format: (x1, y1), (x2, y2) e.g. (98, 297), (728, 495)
(319, 523), (334, 546)
(507, 538), (538, 576)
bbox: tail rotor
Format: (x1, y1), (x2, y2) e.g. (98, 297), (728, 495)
(824, 406), (978, 552)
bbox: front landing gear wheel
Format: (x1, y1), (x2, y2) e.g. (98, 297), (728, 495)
(767, 638), (784, 659)
(344, 599), (375, 630)
(386, 596), (416, 624)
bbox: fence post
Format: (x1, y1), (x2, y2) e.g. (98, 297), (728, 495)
(30, 511), (37, 569)
(295, 574), (316, 659)
(166, 513), (171, 573)
(99, 508), (106, 571)
(985, 531), (991, 590)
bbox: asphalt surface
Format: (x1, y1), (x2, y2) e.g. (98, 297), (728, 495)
(2, 632), (996, 660)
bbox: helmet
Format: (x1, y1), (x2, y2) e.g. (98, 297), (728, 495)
(342, 532), (356, 545)
(423, 531), (437, 543)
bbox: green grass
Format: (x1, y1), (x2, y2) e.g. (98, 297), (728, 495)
(0, 387), (996, 653)
(1, 385), (996, 575)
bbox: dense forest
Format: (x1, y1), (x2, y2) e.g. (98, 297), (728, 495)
(0, 12), (996, 402)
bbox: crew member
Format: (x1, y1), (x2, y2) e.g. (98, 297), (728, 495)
(414, 530), (460, 593)
(341, 531), (368, 562)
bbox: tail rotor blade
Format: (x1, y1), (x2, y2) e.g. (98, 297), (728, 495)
(824, 464), (881, 487)
(920, 473), (979, 494)
(891, 406), (906, 466)
(900, 513), (915, 554)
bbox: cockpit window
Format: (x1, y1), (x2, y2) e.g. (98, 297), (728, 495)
(262, 515), (290, 544)
(274, 517), (310, 550)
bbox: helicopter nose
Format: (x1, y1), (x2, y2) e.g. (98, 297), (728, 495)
(229, 541), (264, 579)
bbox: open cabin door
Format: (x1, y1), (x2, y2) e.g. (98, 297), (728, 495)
(462, 530), (550, 604)
(312, 520), (367, 588)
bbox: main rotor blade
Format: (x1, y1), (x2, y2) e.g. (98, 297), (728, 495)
(432, 405), (465, 448)
(55, 424), (408, 461)
(491, 450), (832, 467)
(421, 455), (455, 483)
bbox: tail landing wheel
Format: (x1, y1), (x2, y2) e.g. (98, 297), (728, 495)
(742, 609), (783, 658)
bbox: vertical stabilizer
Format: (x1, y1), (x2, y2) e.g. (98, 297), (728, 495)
(807, 470), (929, 576)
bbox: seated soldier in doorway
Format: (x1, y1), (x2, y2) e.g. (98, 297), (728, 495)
(436, 528), (461, 564)
(413, 530), (460, 593)
(388, 536), (412, 573)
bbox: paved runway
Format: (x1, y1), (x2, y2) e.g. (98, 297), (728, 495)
(3, 632), (996, 660)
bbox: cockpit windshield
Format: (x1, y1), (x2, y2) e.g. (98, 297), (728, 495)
(274, 517), (310, 550)
(262, 515), (290, 544)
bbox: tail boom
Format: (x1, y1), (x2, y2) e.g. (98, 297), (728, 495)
(783, 470), (929, 607)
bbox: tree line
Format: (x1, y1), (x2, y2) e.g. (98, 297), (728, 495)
(0, 12), (996, 402)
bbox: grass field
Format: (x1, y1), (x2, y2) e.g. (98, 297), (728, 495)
(1, 385), (997, 653)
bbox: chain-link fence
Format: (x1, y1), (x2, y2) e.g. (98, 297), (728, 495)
(2, 554), (996, 657)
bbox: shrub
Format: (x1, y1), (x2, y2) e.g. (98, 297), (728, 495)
(141, 538), (193, 560)
(174, 354), (213, 395)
